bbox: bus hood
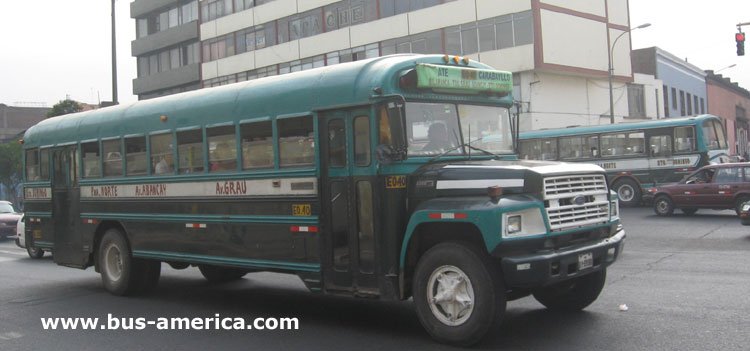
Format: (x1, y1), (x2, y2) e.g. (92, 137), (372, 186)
(410, 159), (606, 197)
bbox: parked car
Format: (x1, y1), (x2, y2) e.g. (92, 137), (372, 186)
(739, 201), (750, 225)
(0, 201), (22, 240)
(648, 163), (750, 216)
(14, 213), (45, 258)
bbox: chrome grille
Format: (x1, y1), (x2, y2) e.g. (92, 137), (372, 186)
(544, 174), (609, 231)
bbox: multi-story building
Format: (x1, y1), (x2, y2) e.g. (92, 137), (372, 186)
(632, 47), (708, 119)
(0, 104), (49, 143)
(705, 71), (750, 157)
(132, 0), (646, 129)
(130, 0), (203, 100)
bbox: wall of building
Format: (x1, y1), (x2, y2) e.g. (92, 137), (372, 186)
(655, 50), (707, 118)
(633, 73), (664, 120)
(706, 77), (750, 156)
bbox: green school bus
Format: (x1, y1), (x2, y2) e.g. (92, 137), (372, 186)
(21, 54), (624, 345)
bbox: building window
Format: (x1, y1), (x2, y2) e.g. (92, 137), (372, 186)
(701, 98), (705, 114)
(679, 90), (685, 116)
(627, 84), (645, 118)
(671, 87), (677, 109)
(694, 96), (699, 115)
(686, 93), (692, 115)
(289, 9), (324, 40)
(663, 85), (669, 118)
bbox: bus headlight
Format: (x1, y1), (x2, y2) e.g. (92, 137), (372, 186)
(507, 215), (522, 234)
(502, 209), (547, 238)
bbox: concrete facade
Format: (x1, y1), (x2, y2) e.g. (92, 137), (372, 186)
(705, 71), (750, 157)
(0, 104), (49, 143)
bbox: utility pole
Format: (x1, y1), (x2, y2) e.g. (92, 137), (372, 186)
(111, 0), (119, 105)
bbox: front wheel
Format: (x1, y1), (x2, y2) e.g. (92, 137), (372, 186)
(27, 245), (44, 259)
(735, 197), (750, 215)
(412, 242), (505, 346)
(533, 269), (606, 311)
(99, 229), (160, 296)
(653, 195), (674, 216)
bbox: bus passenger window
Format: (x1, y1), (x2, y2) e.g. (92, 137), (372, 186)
(25, 149), (39, 181)
(151, 133), (174, 175)
(279, 116), (314, 167)
(354, 116), (370, 166)
(102, 139), (123, 177)
(177, 129), (204, 174)
(674, 126), (695, 152)
(125, 137), (148, 176)
(241, 121), (274, 169)
(40, 149), (50, 180)
(81, 142), (101, 178)
(650, 135), (672, 157)
(208, 125), (237, 172)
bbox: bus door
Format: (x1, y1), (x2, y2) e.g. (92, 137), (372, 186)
(51, 146), (85, 267)
(319, 108), (379, 295)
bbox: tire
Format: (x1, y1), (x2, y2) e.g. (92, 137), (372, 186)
(653, 195), (674, 216)
(98, 229), (160, 296)
(412, 242), (505, 346)
(735, 197), (750, 215)
(533, 269), (606, 312)
(198, 265), (247, 283)
(613, 178), (641, 207)
(681, 208), (698, 216)
(27, 245), (44, 259)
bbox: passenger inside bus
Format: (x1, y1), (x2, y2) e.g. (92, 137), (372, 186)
(211, 142), (236, 171)
(154, 153), (173, 174)
(422, 122), (453, 151)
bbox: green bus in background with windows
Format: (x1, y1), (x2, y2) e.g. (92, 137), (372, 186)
(21, 54), (624, 345)
(519, 115), (730, 207)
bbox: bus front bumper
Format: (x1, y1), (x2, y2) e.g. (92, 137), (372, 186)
(499, 229), (625, 288)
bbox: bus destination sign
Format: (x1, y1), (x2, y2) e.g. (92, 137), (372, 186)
(416, 63), (512, 94)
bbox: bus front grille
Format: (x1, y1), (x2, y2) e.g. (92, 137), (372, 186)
(543, 174), (609, 231)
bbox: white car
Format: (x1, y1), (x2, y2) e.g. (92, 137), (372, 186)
(14, 214), (45, 258)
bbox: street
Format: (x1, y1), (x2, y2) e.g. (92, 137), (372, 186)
(0, 207), (748, 351)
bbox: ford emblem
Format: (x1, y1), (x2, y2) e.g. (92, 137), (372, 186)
(572, 195), (586, 205)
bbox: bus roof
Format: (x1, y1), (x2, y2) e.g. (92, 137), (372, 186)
(24, 54), (511, 148)
(520, 115), (721, 139)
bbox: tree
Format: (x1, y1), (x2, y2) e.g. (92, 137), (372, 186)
(47, 99), (83, 118)
(0, 142), (23, 205)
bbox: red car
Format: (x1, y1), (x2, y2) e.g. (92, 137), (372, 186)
(0, 201), (22, 240)
(649, 163), (750, 216)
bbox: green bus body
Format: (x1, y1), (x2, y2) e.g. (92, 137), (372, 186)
(519, 115), (730, 206)
(22, 54), (624, 345)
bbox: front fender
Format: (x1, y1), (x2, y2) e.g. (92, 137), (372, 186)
(398, 195), (546, 270)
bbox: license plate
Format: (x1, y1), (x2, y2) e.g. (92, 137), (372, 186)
(578, 252), (593, 270)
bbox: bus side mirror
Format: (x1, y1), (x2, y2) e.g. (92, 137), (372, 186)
(376, 144), (396, 165)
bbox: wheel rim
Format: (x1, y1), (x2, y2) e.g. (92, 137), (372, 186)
(618, 184), (635, 202)
(103, 243), (124, 282)
(656, 199), (669, 213)
(426, 265), (475, 326)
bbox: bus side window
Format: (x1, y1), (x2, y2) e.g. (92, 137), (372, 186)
(279, 116), (314, 167)
(25, 148), (40, 181)
(650, 135), (672, 157)
(102, 139), (123, 177)
(207, 125), (237, 173)
(674, 126), (695, 152)
(177, 129), (204, 174)
(39, 149), (50, 181)
(241, 121), (274, 169)
(125, 136), (148, 176)
(354, 116), (371, 166)
(81, 142), (101, 178)
(150, 133), (174, 175)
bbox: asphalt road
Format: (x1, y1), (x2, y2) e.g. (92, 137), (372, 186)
(0, 207), (748, 350)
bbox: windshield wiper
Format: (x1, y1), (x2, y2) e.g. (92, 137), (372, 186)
(427, 137), (498, 164)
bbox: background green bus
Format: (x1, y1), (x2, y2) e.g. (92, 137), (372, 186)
(519, 115), (730, 206)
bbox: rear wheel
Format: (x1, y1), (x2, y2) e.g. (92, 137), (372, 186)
(198, 265), (247, 283)
(533, 269), (606, 311)
(26, 245), (44, 259)
(99, 229), (160, 295)
(654, 195), (674, 216)
(735, 196), (750, 215)
(412, 242), (505, 346)
(681, 208), (698, 216)
(613, 178), (641, 207)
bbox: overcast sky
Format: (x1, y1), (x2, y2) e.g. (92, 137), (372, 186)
(0, 0), (748, 108)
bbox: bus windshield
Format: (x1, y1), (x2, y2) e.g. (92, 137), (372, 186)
(405, 102), (513, 156)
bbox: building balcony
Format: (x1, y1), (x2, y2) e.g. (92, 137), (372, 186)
(133, 63), (201, 96)
(131, 0), (177, 19)
(132, 21), (199, 57)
